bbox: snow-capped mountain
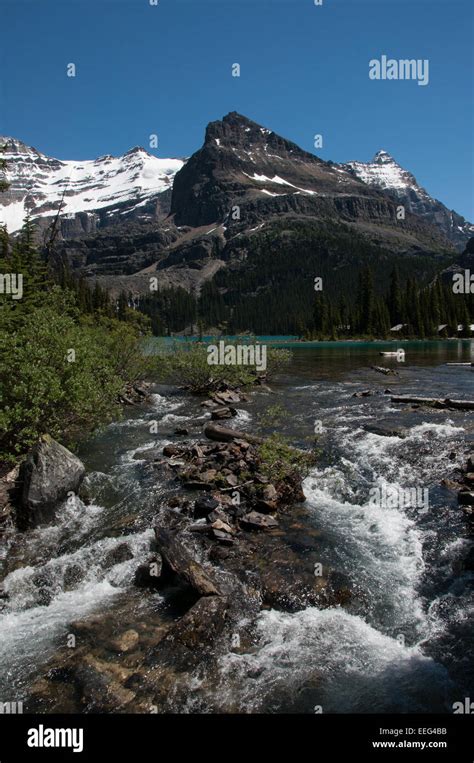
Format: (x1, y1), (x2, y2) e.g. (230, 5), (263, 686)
(343, 150), (474, 251)
(0, 137), (185, 236)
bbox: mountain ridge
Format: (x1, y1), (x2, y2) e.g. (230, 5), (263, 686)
(343, 150), (473, 251)
(0, 136), (185, 237)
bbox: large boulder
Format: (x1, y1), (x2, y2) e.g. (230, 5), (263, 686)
(18, 435), (86, 524)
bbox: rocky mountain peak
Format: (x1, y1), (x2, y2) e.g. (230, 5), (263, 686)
(205, 112), (272, 146)
(343, 152), (474, 251)
(373, 149), (397, 165)
(170, 112), (370, 227)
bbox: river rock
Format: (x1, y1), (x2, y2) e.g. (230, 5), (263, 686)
(212, 528), (235, 544)
(154, 526), (221, 596)
(134, 556), (163, 588)
(458, 491), (474, 506)
(211, 406), (237, 420)
(212, 390), (241, 404)
(352, 389), (373, 398)
(159, 595), (228, 652)
(241, 511), (279, 531)
(103, 542), (134, 569)
(74, 655), (135, 712)
(207, 507), (230, 524)
(363, 424), (406, 438)
(194, 495), (219, 518)
(163, 444), (182, 457)
(109, 629), (140, 654)
(18, 435), (85, 524)
(211, 518), (234, 534)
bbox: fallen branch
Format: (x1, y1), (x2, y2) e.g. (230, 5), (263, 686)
(391, 396), (474, 411)
(204, 422), (263, 444)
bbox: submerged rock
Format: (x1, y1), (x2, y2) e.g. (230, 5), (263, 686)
(241, 511), (279, 531)
(109, 629), (140, 654)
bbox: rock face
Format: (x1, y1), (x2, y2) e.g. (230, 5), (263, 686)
(18, 436), (86, 523)
(170, 113), (449, 256)
(4, 112), (456, 309)
(344, 150), (474, 252)
(0, 136), (184, 237)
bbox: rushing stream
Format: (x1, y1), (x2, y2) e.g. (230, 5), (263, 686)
(1, 340), (473, 713)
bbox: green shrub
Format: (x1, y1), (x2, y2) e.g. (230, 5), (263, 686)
(155, 339), (291, 393)
(0, 288), (153, 461)
(257, 433), (316, 483)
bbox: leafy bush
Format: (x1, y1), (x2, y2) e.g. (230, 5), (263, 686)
(155, 339), (291, 393)
(0, 288), (154, 461)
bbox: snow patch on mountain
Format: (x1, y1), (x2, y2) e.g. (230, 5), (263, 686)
(343, 150), (474, 251)
(0, 137), (185, 233)
(344, 150), (430, 196)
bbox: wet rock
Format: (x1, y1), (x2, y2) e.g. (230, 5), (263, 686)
(154, 526), (221, 596)
(174, 427), (189, 435)
(212, 529), (235, 545)
(74, 655), (135, 712)
(109, 629), (140, 654)
(211, 406), (237, 420)
(212, 491), (234, 507)
(209, 545), (232, 562)
(263, 484), (278, 502)
(458, 491), (474, 506)
(352, 389), (373, 398)
(212, 390), (241, 405)
(189, 522), (212, 534)
(134, 556), (163, 588)
(77, 481), (92, 505)
(163, 444), (182, 457)
(371, 366), (397, 375)
(207, 507), (230, 524)
(194, 495), (219, 518)
(183, 480), (214, 491)
(18, 436), (85, 525)
(104, 542), (134, 569)
(169, 496), (190, 509)
(134, 448), (163, 462)
(241, 511), (279, 531)
(63, 563), (86, 591)
(204, 422), (263, 444)
(258, 485), (279, 511)
(159, 595), (228, 653)
(0, 465), (18, 527)
(459, 545), (474, 572)
(363, 424), (406, 438)
(211, 518), (234, 534)
(199, 469), (218, 483)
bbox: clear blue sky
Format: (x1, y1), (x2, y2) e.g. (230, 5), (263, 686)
(1, 0), (473, 219)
